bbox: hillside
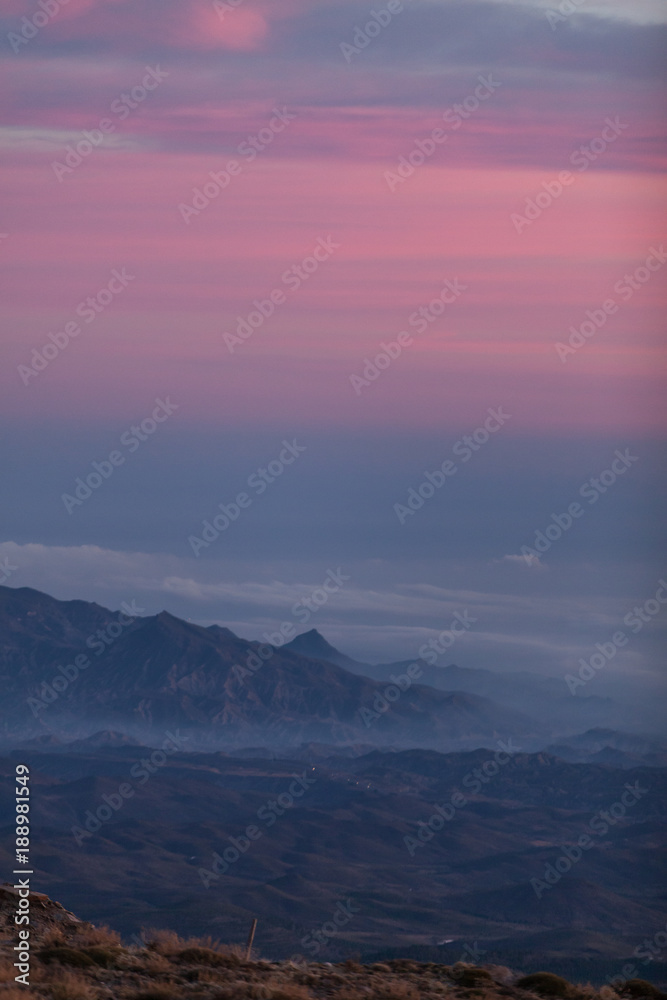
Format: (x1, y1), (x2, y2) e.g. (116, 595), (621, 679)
(0, 586), (537, 750)
(282, 632), (636, 736)
(1, 743), (665, 976)
(1, 884), (666, 999)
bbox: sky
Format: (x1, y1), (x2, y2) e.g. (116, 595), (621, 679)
(1, 0), (666, 695)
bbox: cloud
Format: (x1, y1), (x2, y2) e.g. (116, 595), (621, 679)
(1, 541), (664, 686)
(493, 553), (546, 569)
(0, 125), (148, 152)
(191, 6), (269, 51)
(0, 538), (642, 628)
(486, 0), (667, 24)
(2, 0), (665, 80)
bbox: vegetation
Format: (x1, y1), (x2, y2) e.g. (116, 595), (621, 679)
(2, 895), (666, 1000)
(617, 983), (665, 1000)
(516, 972), (576, 997)
(3, 927), (667, 1000)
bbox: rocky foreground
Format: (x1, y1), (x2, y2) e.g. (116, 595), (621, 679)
(0, 884), (665, 1000)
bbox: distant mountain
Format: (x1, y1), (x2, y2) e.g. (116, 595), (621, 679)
(2, 743), (664, 972)
(0, 584), (122, 655)
(284, 630), (631, 735)
(283, 628), (366, 671)
(545, 727), (667, 768)
(0, 585), (537, 750)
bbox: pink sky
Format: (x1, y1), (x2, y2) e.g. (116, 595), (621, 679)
(1, 0), (665, 433)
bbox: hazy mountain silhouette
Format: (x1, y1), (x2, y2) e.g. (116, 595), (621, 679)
(0, 585), (537, 750)
(284, 630), (637, 735)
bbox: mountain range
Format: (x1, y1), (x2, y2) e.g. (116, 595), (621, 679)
(1, 740), (665, 980)
(1, 584), (667, 979)
(283, 629), (642, 736)
(3, 584), (660, 760)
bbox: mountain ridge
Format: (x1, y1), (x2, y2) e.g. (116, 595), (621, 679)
(0, 584), (538, 751)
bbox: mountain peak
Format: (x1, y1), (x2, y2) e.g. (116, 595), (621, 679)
(285, 628), (343, 659)
(299, 627), (331, 645)
(155, 610), (181, 623)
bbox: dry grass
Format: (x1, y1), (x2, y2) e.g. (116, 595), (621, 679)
(74, 924), (122, 949)
(145, 929), (243, 964)
(45, 968), (96, 1000)
(368, 980), (420, 1000)
(1, 919), (662, 1000)
(144, 930), (184, 956)
(0, 959), (17, 984)
(39, 928), (67, 949)
(126, 988), (182, 1000)
(139, 953), (173, 976)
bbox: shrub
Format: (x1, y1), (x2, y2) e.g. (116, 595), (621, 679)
(145, 929), (185, 955)
(517, 972), (574, 998)
(342, 958), (365, 972)
(618, 981), (665, 1000)
(82, 945), (120, 967)
(131, 988), (181, 1000)
(385, 960), (421, 974)
(40, 927), (67, 948)
(48, 968), (96, 1000)
(369, 981), (420, 1000)
(76, 924), (122, 948)
(451, 965), (495, 988)
(38, 946), (95, 968)
(130, 953), (170, 976)
(485, 965), (516, 986)
(177, 945), (240, 967)
(268, 987), (314, 1000)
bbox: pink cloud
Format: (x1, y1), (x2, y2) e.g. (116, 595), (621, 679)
(1, 136), (664, 437)
(176, 4), (269, 52)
